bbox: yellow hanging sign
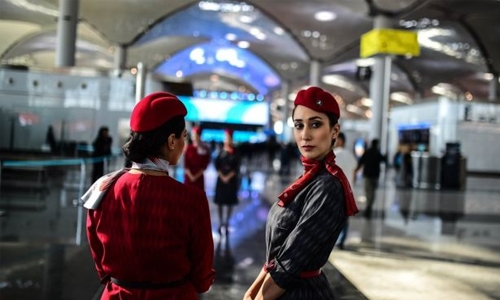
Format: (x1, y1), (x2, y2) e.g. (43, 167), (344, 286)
(360, 28), (420, 58)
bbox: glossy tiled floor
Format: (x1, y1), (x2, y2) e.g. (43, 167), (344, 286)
(1, 156), (499, 300)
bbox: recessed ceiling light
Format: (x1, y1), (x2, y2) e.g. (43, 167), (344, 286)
(225, 33), (237, 41)
(237, 41), (250, 48)
(360, 97), (373, 107)
(314, 11), (336, 22)
(239, 15), (254, 23)
(356, 58), (375, 67)
(274, 27), (284, 35)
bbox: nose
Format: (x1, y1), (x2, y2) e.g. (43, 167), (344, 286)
(300, 126), (311, 141)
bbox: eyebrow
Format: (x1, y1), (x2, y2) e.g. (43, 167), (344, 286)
(294, 116), (323, 122)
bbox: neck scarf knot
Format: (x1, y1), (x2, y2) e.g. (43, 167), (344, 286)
(81, 157), (169, 210)
(278, 151), (358, 216)
(132, 157), (170, 175)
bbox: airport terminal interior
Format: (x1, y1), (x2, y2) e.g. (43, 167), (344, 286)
(1, 0), (500, 299)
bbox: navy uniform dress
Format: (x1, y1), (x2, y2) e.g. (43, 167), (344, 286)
(214, 148), (241, 205)
(265, 167), (347, 299)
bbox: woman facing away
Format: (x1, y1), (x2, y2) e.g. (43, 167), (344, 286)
(83, 92), (215, 300)
(184, 126), (211, 191)
(244, 86), (358, 300)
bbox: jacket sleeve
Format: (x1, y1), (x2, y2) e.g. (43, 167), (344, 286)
(201, 144), (211, 170)
(188, 190), (215, 292)
(184, 146), (193, 170)
(86, 210), (107, 282)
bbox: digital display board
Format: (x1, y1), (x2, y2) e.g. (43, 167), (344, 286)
(178, 96), (269, 126)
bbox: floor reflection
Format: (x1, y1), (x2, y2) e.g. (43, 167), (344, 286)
(214, 235), (235, 284)
(1, 162), (499, 299)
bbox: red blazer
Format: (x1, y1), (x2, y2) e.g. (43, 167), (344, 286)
(184, 143), (211, 191)
(86, 172), (214, 300)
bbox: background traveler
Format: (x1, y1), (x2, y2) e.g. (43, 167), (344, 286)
(354, 138), (386, 219)
(213, 128), (241, 237)
(91, 126), (112, 183)
(184, 126), (211, 191)
(333, 132), (358, 249)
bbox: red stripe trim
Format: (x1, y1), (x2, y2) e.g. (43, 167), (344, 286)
(299, 269), (321, 278)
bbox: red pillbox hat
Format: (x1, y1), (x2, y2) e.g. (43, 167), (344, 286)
(294, 86), (340, 118)
(224, 128), (234, 137)
(130, 92), (187, 132)
(192, 126), (202, 134)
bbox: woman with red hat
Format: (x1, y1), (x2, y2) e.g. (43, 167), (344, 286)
(184, 126), (211, 191)
(213, 128), (241, 236)
(84, 92), (214, 300)
(244, 86), (358, 300)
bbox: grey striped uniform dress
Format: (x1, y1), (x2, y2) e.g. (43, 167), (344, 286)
(265, 168), (347, 299)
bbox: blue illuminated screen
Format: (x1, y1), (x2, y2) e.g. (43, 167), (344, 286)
(178, 96), (269, 126)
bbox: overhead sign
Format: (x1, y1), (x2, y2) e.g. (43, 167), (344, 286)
(360, 28), (420, 58)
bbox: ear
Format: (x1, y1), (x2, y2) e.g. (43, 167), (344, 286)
(167, 134), (176, 150)
(332, 123), (340, 139)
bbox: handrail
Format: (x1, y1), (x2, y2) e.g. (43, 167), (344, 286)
(1, 155), (120, 168)
(0, 154), (123, 246)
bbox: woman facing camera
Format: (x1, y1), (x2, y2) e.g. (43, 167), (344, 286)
(184, 126), (211, 191)
(84, 92), (214, 300)
(244, 86), (358, 300)
(213, 128), (241, 236)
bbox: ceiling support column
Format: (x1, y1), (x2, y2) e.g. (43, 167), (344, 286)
(489, 74), (498, 101)
(309, 60), (321, 87)
(135, 62), (147, 104)
(281, 80), (291, 143)
(55, 0), (79, 67)
(368, 15), (392, 155)
(114, 44), (127, 75)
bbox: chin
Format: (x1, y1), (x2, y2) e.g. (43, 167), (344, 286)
(301, 150), (328, 161)
(301, 152), (317, 160)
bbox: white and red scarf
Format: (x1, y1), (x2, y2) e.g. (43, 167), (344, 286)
(278, 151), (358, 216)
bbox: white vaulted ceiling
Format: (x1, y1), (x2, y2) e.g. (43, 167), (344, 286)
(1, 0), (499, 119)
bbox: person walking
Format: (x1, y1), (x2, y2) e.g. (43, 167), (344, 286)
(354, 138), (386, 219)
(244, 86), (358, 300)
(333, 132), (358, 249)
(83, 92), (215, 300)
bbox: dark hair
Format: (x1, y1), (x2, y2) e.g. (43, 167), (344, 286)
(98, 126), (109, 134)
(94, 126), (109, 141)
(122, 116), (185, 163)
(291, 107), (339, 147)
(337, 132), (346, 143)
(371, 139), (379, 148)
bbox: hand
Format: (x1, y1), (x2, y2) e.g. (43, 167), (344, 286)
(243, 292), (254, 300)
(186, 171), (194, 181)
(190, 174), (198, 182)
(220, 174), (230, 183)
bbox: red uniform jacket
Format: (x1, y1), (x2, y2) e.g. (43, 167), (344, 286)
(184, 143), (211, 191)
(86, 172), (215, 300)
